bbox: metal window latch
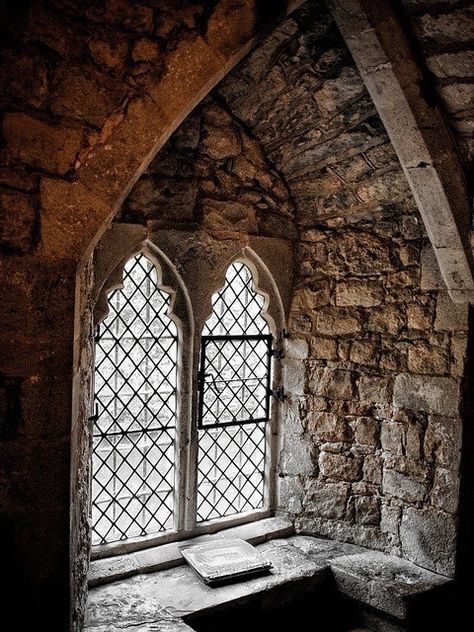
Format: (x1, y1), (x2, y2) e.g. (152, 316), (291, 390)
(88, 403), (99, 423)
(269, 386), (286, 401)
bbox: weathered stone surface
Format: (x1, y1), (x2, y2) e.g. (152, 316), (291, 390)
(51, 65), (128, 127)
(316, 307), (362, 336)
(427, 51), (474, 79)
(414, 7), (474, 45)
(310, 367), (354, 400)
(357, 375), (393, 404)
(307, 412), (351, 442)
(330, 550), (449, 619)
(336, 279), (383, 307)
(0, 51), (48, 108)
(434, 291), (468, 332)
(303, 480), (350, 519)
(381, 423), (405, 455)
(407, 343), (448, 375)
(393, 373), (460, 416)
(352, 416), (379, 446)
(3, 112), (83, 175)
(0, 189), (35, 253)
(382, 469), (426, 503)
(319, 451), (362, 482)
(400, 507), (457, 576)
(354, 496), (381, 526)
(366, 306), (405, 335)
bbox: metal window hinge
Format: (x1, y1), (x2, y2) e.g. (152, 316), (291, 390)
(269, 386), (286, 402)
(270, 347), (285, 360)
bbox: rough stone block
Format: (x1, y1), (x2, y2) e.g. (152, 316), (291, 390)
(307, 411), (351, 442)
(381, 422), (405, 454)
(363, 455), (382, 485)
(407, 343), (448, 375)
(358, 374), (393, 403)
(367, 306), (405, 335)
(319, 451), (362, 482)
(309, 337), (338, 360)
(427, 51), (474, 78)
(406, 303), (433, 330)
(350, 339), (377, 364)
(354, 496), (381, 525)
(3, 112), (83, 176)
(282, 358), (306, 396)
(278, 475), (303, 514)
(400, 506), (457, 576)
(393, 373), (460, 416)
(420, 244), (444, 290)
(382, 469), (426, 503)
(316, 307), (362, 336)
(280, 434), (314, 477)
(434, 291), (468, 332)
(330, 550), (450, 620)
(303, 480), (350, 520)
(352, 416), (379, 446)
(431, 467), (460, 514)
(310, 367), (354, 400)
(51, 65), (128, 128)
(439, 83), (474, 114)
(414, 8), (474, 45)
(284, 338), (309, 360)
(335, 279), (383, 307)
(0, 189), (35, 253)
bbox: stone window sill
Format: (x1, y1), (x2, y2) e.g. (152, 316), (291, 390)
(88, 516), (294, 588)
(86, 532), (453, 632)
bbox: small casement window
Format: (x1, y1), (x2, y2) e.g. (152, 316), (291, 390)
(92, 254), (178, 545)
(196, 262), (272, 522)
(91, 252), (279, 550)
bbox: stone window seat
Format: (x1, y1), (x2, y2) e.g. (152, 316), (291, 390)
(86, 520), (452, 632)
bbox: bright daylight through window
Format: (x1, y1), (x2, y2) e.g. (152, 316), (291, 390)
(91, 256), (273, 546)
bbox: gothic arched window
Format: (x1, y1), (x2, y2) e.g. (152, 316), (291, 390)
(91, 244), (282, 553)
(92, 254), (178, 545)
(196, 262), (272, 522)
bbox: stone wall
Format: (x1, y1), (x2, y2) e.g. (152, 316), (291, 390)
(401, 0), (474, 175)
(119, 1), (470, 577)
(0, 0), (473, 628)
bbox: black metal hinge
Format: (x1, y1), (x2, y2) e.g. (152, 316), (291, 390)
(269, 386), (286, 401)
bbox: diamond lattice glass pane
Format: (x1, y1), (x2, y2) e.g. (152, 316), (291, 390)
(197, 261), (271, 523)
(203, 262), (269, 336)
(92, 254), (178, 546)
(197, 423), (266, 522)
(200, 337), (270, 426)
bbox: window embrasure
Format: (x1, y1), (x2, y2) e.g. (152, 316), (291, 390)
(91, 239), (286, 554)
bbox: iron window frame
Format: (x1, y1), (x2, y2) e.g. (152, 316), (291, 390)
(197, 334), (273, 430)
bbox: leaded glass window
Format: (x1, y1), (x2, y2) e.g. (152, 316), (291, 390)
(92, 254), (178, 545)
(196, 262), (272, 522)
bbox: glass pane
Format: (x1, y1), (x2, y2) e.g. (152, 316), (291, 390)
(92, 254), (177, 546)
(198, 262), (270, 522)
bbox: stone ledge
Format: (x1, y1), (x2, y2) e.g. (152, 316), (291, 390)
(86, 535), (452, 631)
(330, 549), (449, 620)
(88, 517), (295, 587)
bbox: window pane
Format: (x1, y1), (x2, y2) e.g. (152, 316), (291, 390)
(197, 262), (270, 522)
(92, 254), (178, 546)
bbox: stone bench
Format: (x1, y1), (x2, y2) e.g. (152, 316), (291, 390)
(86, 532), (452, 632)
